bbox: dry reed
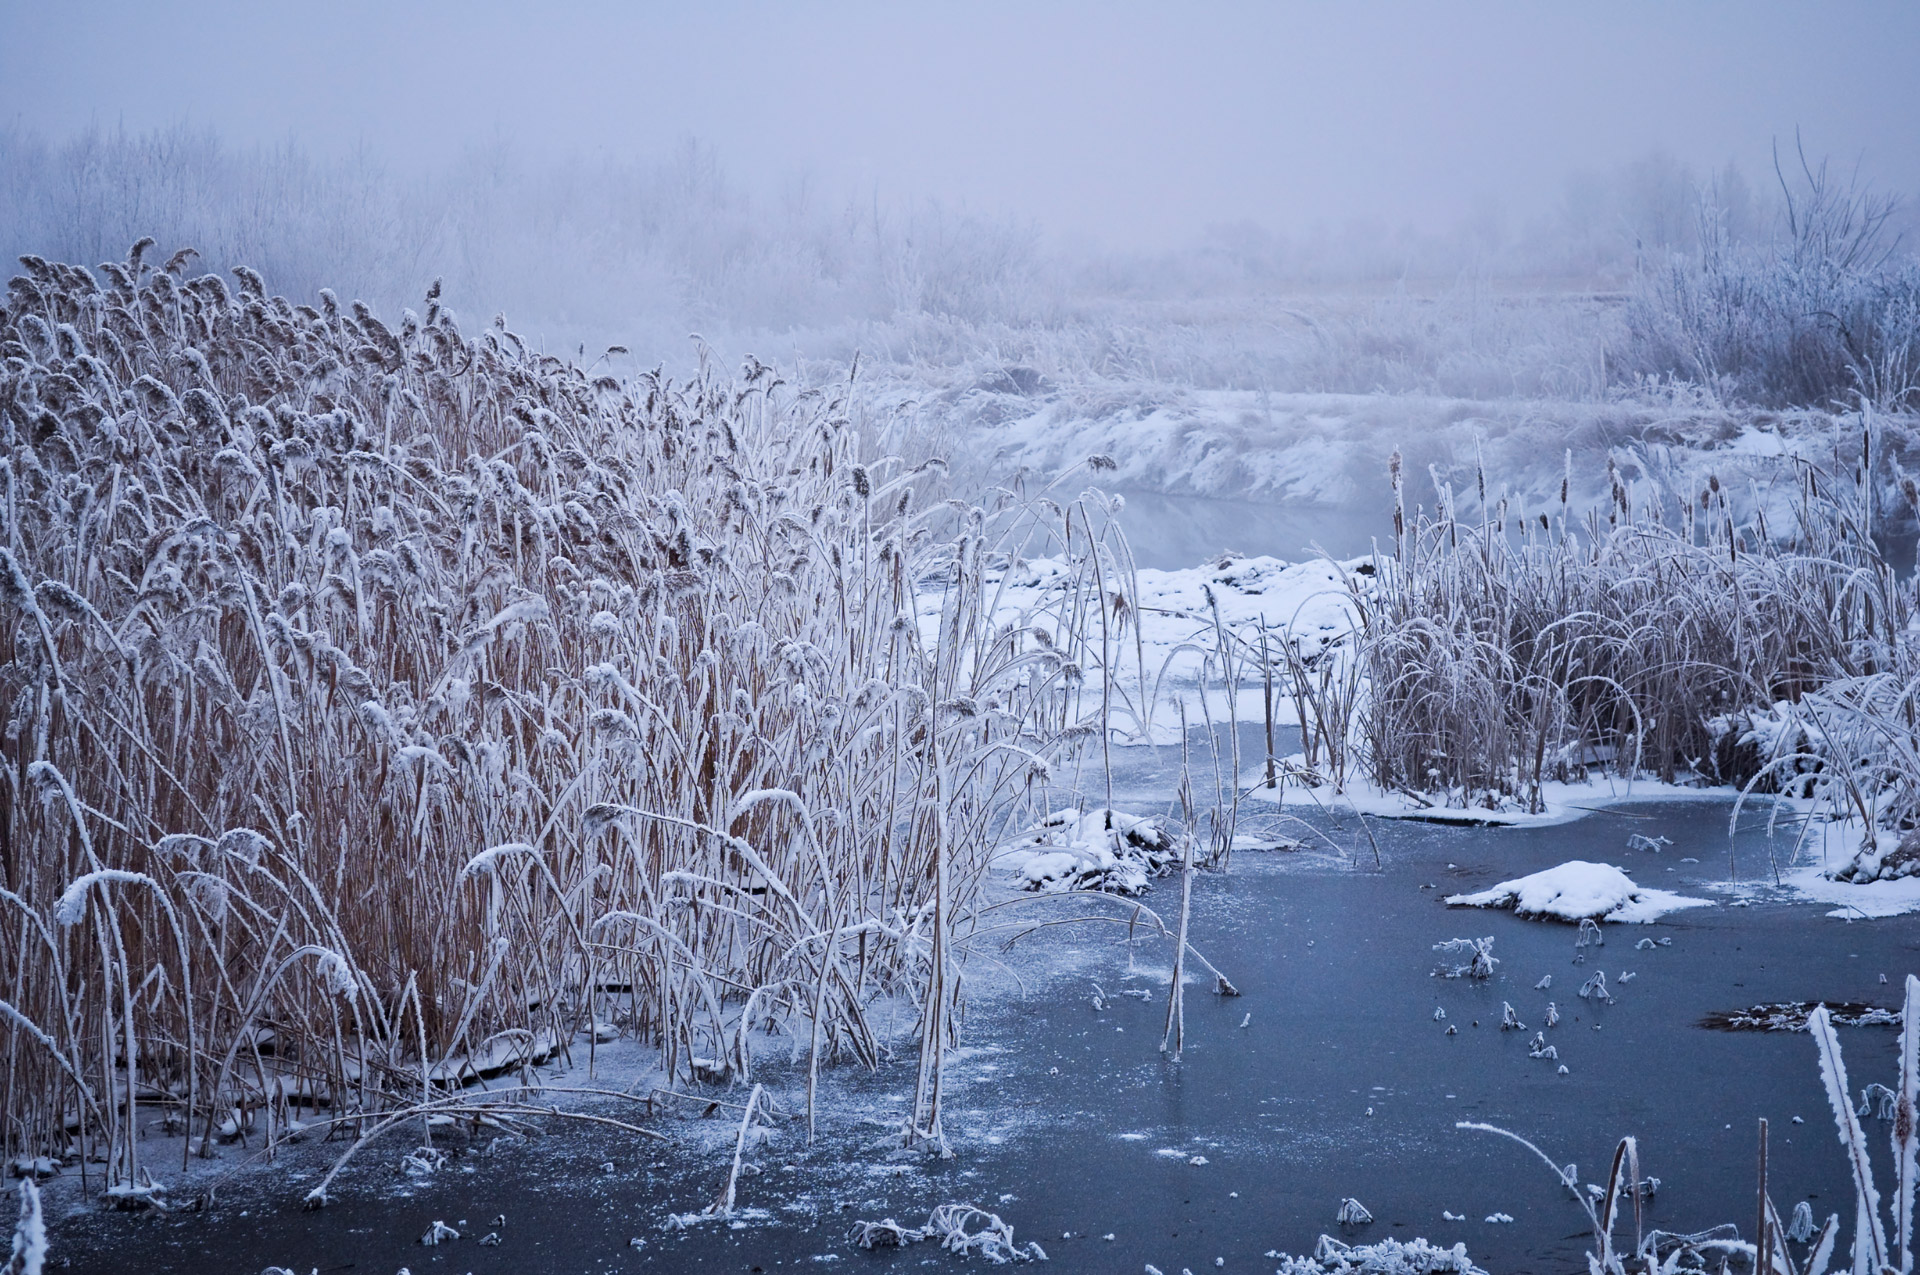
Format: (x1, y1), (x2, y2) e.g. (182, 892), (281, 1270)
(0, 245), (1129, 1195)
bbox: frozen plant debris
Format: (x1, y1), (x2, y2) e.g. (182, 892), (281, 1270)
(1433, 1007), (1447, 1021)
(1544, 1002), (1560, 1028)
(1787, 1202), (1815, 1243)
(1484, 1213), (1514, 1223)
(1578, 972), (1614, 1004)
(1635, 938), (1657, 950)
(1701, 1001), (1902, 1031)
(1618, 971), (1636, 982)
(1527, 1032), (1558, 1061)
(1857, 1082), (1897, 1119)
(1535, 975), (1552, 990)
(1446, 862), (1711, 924)
(1335, 1198), (1373, 1226)
(1500, 1002), (1525, 1031)
(850, 1204), (1047, 1262)
(401, 1146), (449, 1177)
(1626, 834), (1672, 853)
(1433, 937), (1499, 979)
(420, 1220), (459, 1246)
(1269, 1236), (1487, 1275)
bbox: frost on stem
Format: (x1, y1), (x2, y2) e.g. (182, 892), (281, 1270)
(1335, 1198), (1373, 1226)
(8, 1179), (46, 1275)
(1433, 937), (1498, 980)
(1578, 971), (1614, 1004)
(1573, 918), (1603, 965)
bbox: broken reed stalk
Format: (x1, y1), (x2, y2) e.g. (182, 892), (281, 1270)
(0, 246), (1128, 1190)
(1162, 703), (1194, 1062)
(1260, 616), (1277, 788)
(709, 1082), (764, 1218)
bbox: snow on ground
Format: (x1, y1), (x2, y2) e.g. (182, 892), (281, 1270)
(1242, 765), (1734, 828)
(1778, 861), (1920, 919)
(1446, 860), (1713, 924)
(935, 379), (1855, 518)
(923, 551), (1368, 742)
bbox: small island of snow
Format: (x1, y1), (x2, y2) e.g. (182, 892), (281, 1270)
(1445, 860), (1712, 923)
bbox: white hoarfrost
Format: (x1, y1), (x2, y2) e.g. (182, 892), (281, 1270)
(1446, 861), (1712, 923)
(1264, 1234), (1486, 1275)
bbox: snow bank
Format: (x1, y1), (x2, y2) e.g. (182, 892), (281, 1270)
(1780, 861), (1920, 919)
(972, 551), (1365, 686)
(992, 809), (1183, 895)
(1446, 861), (1713, 923)
(1245, 766), (1732, 828)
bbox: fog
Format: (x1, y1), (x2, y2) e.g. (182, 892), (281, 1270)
(4, 3), (1920, 482)
(7, 2), (1919, 249)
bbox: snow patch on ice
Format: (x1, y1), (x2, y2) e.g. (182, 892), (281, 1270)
(1246, 768), (1734, 828)
(1446, 860), (1712, 923)
(993, 808), (1184, 895)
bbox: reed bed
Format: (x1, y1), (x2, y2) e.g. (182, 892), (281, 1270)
(0, 243), (1128, 1194)
(1336, 432), (1916, 829)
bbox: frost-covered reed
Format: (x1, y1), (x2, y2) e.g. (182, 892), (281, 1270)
(0, 244), (1123, 1193)
(1340, 429), (1916, 830)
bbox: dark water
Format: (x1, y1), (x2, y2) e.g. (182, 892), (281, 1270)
(49, 739), (1920, 1275)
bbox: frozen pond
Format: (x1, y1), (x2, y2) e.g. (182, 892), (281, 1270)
(49, 736), (1914, 1273)
(1110, 489), (1389, 570)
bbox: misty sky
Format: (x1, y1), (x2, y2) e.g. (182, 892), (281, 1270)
(5, 1), (1918, 249)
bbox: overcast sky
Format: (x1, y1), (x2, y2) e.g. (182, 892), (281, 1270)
(5, 1), (1918, 249)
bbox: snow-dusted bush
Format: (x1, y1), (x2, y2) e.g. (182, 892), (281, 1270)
(1619, 149), (1919, 410)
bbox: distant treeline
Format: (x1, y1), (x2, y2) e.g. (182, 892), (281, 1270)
(3, 124), (1914, 407)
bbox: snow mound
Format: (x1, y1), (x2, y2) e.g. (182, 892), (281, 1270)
(993, 809), (1183, 895)
(1446, 860), (1712, 923)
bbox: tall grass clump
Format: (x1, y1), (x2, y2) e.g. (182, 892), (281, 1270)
(1347, 433), (1915, 832)
(0, 243), (1121, 1195)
